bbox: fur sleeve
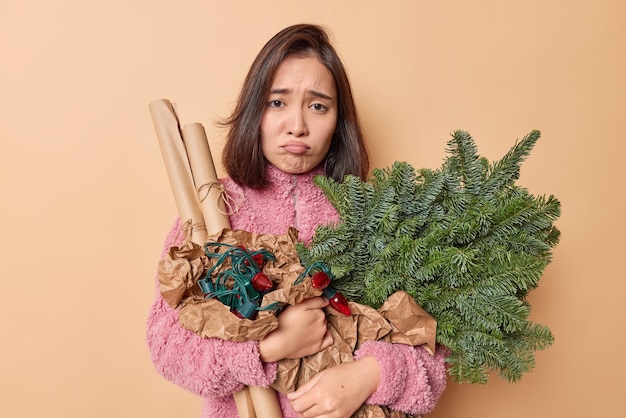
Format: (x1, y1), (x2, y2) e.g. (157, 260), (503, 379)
(354, 341), (449, 415)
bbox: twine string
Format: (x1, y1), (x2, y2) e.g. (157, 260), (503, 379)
(180, 219), (207, 245)
(196, 181), (242, 216)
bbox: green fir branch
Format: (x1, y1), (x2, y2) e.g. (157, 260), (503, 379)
(298, 130), (560, 384)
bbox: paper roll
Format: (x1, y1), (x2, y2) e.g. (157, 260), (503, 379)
(149, 99), (207, 244)
(181, 121), (283, 418)
(249, 386), (283, 418)
(150, 99), (283, 418)
(181, 122), (231, 235)
(233, 389), (256, 418)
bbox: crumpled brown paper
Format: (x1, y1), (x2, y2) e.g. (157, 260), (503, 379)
(158, 227), (434, 418)
(158, 242), (207, 306)
(270, 292), (436, 394)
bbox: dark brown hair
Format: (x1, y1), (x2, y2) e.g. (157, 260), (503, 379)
(220, 23), (369, 188)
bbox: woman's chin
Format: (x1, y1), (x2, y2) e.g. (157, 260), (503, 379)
(272, 159), (318, 175)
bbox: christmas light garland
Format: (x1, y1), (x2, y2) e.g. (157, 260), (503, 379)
(198, 243), (351, 318)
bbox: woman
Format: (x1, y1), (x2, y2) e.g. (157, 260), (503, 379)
(147, 24), (448, 418)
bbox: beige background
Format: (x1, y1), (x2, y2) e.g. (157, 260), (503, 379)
(1, 1), (624, 417)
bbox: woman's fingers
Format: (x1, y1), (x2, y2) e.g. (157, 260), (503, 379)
(299, 296), (330, 310)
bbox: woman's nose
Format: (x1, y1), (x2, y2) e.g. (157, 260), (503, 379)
(288, 108), (309, 137)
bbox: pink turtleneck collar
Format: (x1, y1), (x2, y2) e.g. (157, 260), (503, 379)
(221, 164), (339, 244)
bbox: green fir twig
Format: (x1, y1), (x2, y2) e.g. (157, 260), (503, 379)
(297, 130), (560, 384)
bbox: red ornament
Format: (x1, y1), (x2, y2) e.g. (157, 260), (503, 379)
(252, 253), (265, 267)
(251, 272), (273, 292)
(323, 286), (351, 316)
(311, 271), (330, 290)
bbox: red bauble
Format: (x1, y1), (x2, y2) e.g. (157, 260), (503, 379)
(323, 286), (351, 316)
(252, 253), (265, 267)
(311, 271), (330, 290)
(329, 293), (351, 316)
(251, 272), (273, 292)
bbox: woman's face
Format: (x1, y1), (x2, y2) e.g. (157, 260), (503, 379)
(260, 55), (337, 174)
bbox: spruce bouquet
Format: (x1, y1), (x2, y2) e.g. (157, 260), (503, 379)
(297, 130), (560, 384)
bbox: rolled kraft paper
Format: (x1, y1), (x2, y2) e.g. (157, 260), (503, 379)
(151, 99), (282, 418)
(248, 386), (283, 418)
(149, 99), (207, 244)
(182, 124), (283, 418)
(233, 390), (256, 418)
(181, 122), (231, 235)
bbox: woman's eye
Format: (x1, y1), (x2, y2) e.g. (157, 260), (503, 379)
(311, 103), (327, 112)
(269, 100), (284, 108)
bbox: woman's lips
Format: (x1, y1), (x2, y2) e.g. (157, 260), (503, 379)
(283, 142), (309, 154)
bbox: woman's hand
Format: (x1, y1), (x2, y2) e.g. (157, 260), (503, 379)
(259, 297), (333, 363)
(287, 356), (380, 418)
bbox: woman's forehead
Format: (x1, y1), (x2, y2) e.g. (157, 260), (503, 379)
(270, 56), (336, 96)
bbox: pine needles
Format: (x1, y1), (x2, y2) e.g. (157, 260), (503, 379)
(297, 130), (560, 384)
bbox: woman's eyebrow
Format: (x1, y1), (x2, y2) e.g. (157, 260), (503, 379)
(269, 88), (334, 101)
(309, 90), (334, 101)
(269, 88), (289, 95)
